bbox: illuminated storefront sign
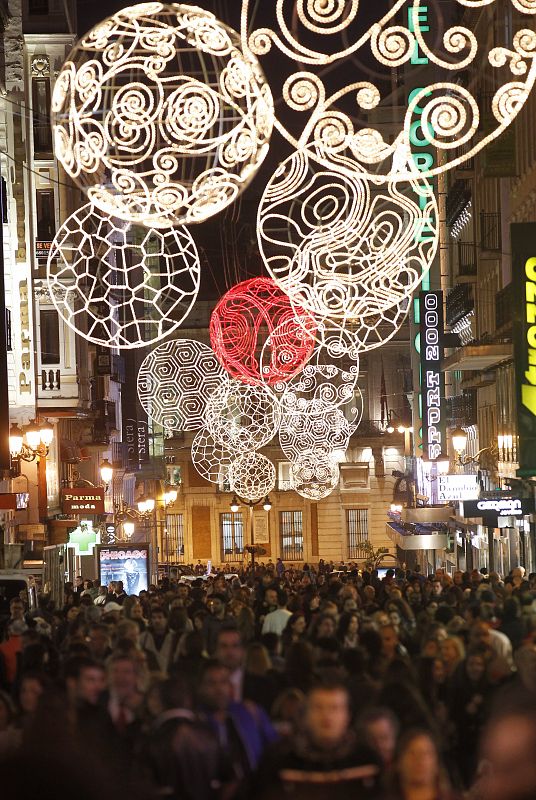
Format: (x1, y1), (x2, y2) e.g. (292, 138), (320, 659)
(463, 496), (534, 523)
(61, 487), (105, 514)
(98, 545), (150, 594)
(437, 474), (479, 503)
(512, 223), (536, 476)
(420, 291), (445, 461)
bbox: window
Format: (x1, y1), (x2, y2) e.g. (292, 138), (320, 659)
(278, 462), (292, 490)
(165, 514), (185, 563)
(220, 512), (244, 562)
(32, 78), (52, 153)
(346, 509), (369, 559)
(280, 511), (303, 561)
(40, 309), (60, 364)
(36, 189), (55, 240)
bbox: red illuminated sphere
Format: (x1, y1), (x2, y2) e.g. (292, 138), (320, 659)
(209, 277), (317, 386)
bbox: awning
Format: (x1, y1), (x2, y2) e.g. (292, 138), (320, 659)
(386, 523), (449, 550)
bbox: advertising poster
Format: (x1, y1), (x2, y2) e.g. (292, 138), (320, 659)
(98, 544), (150, 594)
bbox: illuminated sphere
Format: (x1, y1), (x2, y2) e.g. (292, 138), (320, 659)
(279, 399), (351, 462)
(51, 3), (274, 228)
(48, 204), (200, 348)
(191, 427), (234, 484)
(205, 379), (281, 452)
(229, 452), (276, 502)
(209, 277), (316, 386)
(137, 339), (227, 431)
(258, 147), (437, 322)
(290, 452), (340, 501)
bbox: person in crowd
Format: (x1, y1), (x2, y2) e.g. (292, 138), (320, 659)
(261, 590), (291, 636)
(386, 729), (460, 800)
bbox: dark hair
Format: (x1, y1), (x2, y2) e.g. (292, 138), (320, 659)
(150, 605), (168, 618)
(63, 656), (103, 681)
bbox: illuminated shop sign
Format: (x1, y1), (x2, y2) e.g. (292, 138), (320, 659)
(420, 291), (445, 461)
(61, 487), (105, 514)
(437, 474), (479, 503)
(463, 496), (534, 522)
(512, 223), (536, 476)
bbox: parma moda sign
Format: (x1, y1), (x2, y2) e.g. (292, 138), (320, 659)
(61, 488), (105, 515)
(512, 223), (536, 476)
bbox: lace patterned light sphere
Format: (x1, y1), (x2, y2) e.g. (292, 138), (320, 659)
(52, 3), (274, 228)
(47, 204), (200, 348)
(137, 339), (227, 431)
(279, 399), (351, 462)
(205, 379), (281, 452)
(191, 427), (234, 484)
(290, 452), (340, 501)
(258, 147), (437, 325)
(229, 451), (276, 502)
(209, 276), (316, 386)
(242, 0), (536, 181)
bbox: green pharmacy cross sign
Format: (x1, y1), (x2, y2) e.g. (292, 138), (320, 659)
(68, 522), (100, 556)
(512, 224), (536, 476)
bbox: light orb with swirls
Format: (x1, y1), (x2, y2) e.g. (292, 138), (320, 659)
(52, 3), (274, 227)
(242, 0), (536, 180)
(229, 452), (276, 502)
(137, 339), (228, 431)
(290, 452), (340, 500)
(209, 276), (316, 386)
(258, 146), (437, 325)
(280, 363), (359, 419)
(47, 204), (200, 349)
(204, 380), (281, 452)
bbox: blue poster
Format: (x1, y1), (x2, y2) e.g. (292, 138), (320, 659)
(98, 545), (150, 594)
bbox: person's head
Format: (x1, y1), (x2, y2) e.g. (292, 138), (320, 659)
(440, 636), (465, 668)
(338, 611), (359, 640)
(315, 614), (336, 640)
(244, 642), (271, 676)
(64, 657), (105, 705)
(264, 588), (278, 608)
(286, 612), (306, 637)
(115, 581), (124, 594)
(18, 674), (49, 715)
(106, 655), (139, 700)
(149, 606), (168, 634)
(197, 660), (231, 712)
(304, 682), (351, 749)
(394, 730), (444, 792)
(74, 576), (83, 587)
(207, 594), (226, 619)
(465, 650), (487, 683)
(10, 598), (25, 620)
(215, 627), (244, 672)
(380, 624), (399, 658)
(86, 624), (111, 660)
(361, 707), (400, 767)
(479, 696), (536, 800)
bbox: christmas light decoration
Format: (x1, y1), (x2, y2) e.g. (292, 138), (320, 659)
(209, 276), (316, 386)
(241, 0), (536, 180)
(191, 428), (234, 484)
(47, 204), (200, 349)
(279, 399), (351, 462)
(290, 451), (340, 500)
(205, 379), (281, 452)
(281, 363), (359, 415)
(52, 3), (274, 228)
(229, 451), (276, 502)
(258, 146), (438, 324)
(137, 339), (228, 432)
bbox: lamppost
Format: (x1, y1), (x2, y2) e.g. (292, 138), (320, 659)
(230, 494), (272, 572)
(136, 485), (178, 575)
(9, 419), (54, 522)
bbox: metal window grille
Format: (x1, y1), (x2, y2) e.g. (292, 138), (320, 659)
(279, 511), (304, 561)
(165, 513), (185, 563)
(220, 512), (244, 562)
(346, 509), (369, 558)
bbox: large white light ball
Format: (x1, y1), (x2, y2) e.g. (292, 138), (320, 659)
(52, 3), (274, 227)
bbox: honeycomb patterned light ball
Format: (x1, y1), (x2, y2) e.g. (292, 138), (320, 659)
(209, 276), (316, 386)
(204, 379), (281, 452)
(47, 203), (200, 348)
(137, 339), (228, 431)
(51, 2), (274, 227)
(229, 451), (276, 502)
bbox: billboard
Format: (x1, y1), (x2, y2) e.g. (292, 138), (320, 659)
(97, 544), (150, 594)
(61, 487), (105, 514)
(512, 223), (536, 476)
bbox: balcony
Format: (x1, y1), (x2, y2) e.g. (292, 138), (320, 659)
(446, 284), (474, 328)
(480, 212), (501, 253)
(442, 342), (512, 372)
(446, 391), (477, 428)
(495, 283), (513, 332)
(457, 242), (477, 278)
(111, 441), (130, 470)
(446, 180), (472, 238)
(41, 368), (60, 392)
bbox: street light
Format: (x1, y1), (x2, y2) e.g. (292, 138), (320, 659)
(9, 419), (54, 463)
(230, 495), (240, 513)
(229, 494), (271, 570)
(9, 424), (24, 456)
(123, 520), (135, 539)
(452, 427), (468, 455)
(99, 458), (114, 486)
(263, 496), (272, 512)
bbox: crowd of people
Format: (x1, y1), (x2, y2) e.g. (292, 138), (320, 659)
(0, 559), (535, 800)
